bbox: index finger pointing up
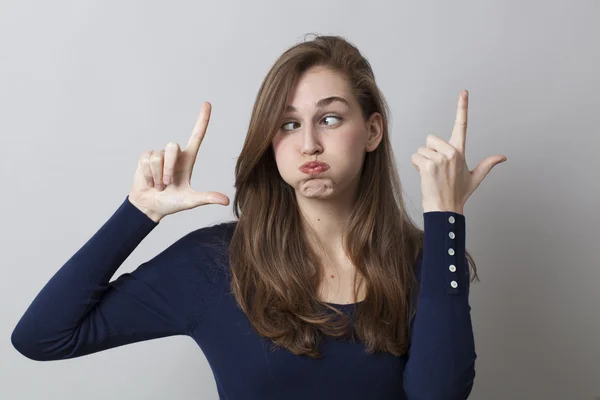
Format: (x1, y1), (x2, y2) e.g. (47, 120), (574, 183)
(449, 90), (468, 153)
(185, 101), (212, 162)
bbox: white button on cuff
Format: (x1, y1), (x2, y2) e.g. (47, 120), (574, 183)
(450, 281), (458, 288)
(448, 248), (455, 256)
(449, 264), (456, 272)
(449, 232), (455, 239)
(449, 216), (455, 224)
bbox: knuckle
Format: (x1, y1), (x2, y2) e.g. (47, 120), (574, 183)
(150, 152), (163, 161)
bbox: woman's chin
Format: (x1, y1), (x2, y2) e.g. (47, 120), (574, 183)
(297, 180), (336, 198)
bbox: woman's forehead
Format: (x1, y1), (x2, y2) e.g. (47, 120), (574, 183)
(287, 70), (354, 110)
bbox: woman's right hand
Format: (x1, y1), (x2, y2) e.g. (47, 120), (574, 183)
(127, 102), (230, 223)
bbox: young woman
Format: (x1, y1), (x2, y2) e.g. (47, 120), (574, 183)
(11, 34), (506, 399)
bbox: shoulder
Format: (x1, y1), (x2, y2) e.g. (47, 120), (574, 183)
(175, 220), (237, 276)
(183, 220), (236, 251)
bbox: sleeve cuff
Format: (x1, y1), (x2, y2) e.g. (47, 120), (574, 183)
(422, 211), (467, 297)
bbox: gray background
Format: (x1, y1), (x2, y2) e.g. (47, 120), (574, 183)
(1, 0), (598, 399)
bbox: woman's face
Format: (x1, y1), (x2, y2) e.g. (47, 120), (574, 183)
(271, 65), (382, 202)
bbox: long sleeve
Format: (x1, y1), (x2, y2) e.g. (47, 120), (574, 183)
(403, 211), (477, 399)
(11, 195), (218, 361)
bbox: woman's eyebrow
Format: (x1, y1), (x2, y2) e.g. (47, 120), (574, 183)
(285, 96), (350, 113)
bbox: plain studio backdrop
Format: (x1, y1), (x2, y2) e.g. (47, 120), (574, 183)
(1, 1), (598, 399)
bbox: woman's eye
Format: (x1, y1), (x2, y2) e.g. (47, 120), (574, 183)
(281, 121), (298, 131)
(322, 115), (342, 126)
(280, 115), (342, 132)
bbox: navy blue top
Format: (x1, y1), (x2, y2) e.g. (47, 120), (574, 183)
(11, 195), (476, 399)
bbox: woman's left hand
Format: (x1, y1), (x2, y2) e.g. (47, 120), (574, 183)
(411, 90), (507, 214)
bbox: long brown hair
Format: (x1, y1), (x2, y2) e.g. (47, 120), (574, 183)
(228, 34), (479, 358)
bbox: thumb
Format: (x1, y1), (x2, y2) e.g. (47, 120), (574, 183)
(471, 155), (507, 186)
(189, 191), (230, 207)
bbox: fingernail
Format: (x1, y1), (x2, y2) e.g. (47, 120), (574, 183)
(156, 184), (164, 191)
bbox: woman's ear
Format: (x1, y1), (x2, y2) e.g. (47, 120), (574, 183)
(365, 112), (384, 152)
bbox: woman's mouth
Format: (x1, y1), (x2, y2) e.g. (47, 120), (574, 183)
(299, 161), (330, 175)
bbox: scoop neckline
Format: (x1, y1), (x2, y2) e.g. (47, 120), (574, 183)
(324, 300), (365, 307)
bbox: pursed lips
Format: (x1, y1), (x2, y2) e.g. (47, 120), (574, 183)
(299, 161), (330, 174)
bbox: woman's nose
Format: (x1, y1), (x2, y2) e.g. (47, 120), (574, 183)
(301, 125), (322, 155)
